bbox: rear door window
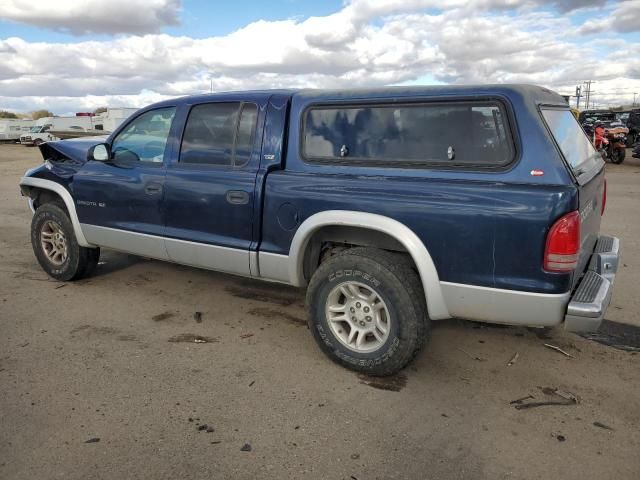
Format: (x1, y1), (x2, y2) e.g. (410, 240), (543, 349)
(303, 102), (514, 168)
(541, 108), (603, 182)
(180, 102), (258, 167)
(234, 103), (258, 166)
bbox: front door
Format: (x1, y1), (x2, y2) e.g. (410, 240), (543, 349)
(74, 106), (177, 259)
(162, 100), (262, 276)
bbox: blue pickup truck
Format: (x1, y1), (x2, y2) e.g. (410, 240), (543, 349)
(19, 85), (620, 375)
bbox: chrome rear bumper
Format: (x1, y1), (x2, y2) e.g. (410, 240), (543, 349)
(564, 235), (620, 332)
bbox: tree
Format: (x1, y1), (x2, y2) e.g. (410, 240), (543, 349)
(93, 107), (108, 114)
(31, 109), (54, 120)
(0, 110), (18, 119)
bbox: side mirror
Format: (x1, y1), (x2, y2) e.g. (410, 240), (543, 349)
(88, 143), (111, 162)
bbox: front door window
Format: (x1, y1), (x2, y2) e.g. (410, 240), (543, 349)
(111, 107), (176, 164)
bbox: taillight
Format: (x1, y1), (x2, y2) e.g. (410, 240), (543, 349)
(544, 211), (581, 272)
(601, 178), (607, 216)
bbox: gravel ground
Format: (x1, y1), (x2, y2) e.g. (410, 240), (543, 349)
(1, 144), (639, 480)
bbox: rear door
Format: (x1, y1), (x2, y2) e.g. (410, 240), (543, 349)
(541, 107), (605, 280)
(162, 98), (264, 276)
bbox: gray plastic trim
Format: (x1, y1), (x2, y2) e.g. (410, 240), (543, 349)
(81, 224), (168, 260)
(165, 236), (250, 276)
(441, 281), (571, 327)
(288, 210), (450, 320)
(81, 224), (252, 277)
(19, 176), (92, 247)
(259, 251), (290, 283)
(249, 251), (259, 277)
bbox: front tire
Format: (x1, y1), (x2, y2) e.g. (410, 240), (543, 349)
(31, 203), (99, 281)
(306, 247), (429, 376)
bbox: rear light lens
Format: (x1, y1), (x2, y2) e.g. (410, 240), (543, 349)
(544, 211), (581, 272)
(601, 179), (607, 216)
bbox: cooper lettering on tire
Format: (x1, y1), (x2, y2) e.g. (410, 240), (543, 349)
(306, 247), (429, 376)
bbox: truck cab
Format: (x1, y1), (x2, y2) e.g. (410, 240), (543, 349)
(19, 85), (620, 375)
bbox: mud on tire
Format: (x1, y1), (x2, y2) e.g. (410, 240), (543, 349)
(306, 247), (429, 376)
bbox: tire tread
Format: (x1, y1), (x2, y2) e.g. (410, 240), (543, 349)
(306, 246), (430, 376)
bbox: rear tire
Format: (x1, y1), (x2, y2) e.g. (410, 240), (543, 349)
(31, 203), (100, 281)
(306, 247), (429, 376)
(611, 146), (625, 164)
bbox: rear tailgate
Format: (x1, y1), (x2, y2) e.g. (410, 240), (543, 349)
(575, 170), (604, 281)
(540, 108), (606, 288)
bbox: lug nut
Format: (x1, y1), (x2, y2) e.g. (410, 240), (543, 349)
(364, 306), (370, 313)
(350, 307), (355, 313)
(366, 316), (372, 322)
(356, 302), (361, 308)
(359, 321), (365, 327)
(351, 316), (356, 321)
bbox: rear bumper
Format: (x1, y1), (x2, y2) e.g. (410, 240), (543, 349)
(564, 235), (620, 332)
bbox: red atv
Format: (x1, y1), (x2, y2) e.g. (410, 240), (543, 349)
(593, 123), (627, 164)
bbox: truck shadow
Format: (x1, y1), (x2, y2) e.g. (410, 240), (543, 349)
(91, 250), (149, 278)
(90, 251), (640, 352)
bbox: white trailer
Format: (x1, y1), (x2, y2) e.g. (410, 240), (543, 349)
(19, 116), (96, 146)
(0, 119), (34, 142)
(94, 107), (138, 133)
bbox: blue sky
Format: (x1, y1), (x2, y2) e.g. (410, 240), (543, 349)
(0, 0), (345, 42)
(0, 0), (638, 113)
(168, 0), (346, 38)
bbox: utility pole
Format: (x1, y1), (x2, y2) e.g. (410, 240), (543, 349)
(575, 85), (582, 108)
(583, 80), (594, 109)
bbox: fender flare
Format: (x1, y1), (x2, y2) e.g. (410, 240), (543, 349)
(288, 210), (450, 320)
(19, 176), (92, 247)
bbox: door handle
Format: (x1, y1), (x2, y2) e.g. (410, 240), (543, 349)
(226, 190), (250, 205)
(145, 183), (163, 195)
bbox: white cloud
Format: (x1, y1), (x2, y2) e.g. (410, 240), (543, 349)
(0, 0), (638, 112)
(577, 0), (640, 34)
(0, 0), (180, 35)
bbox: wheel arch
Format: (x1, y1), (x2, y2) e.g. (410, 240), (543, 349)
(19, 177), (92, 247)
(288, 210), (450, 320)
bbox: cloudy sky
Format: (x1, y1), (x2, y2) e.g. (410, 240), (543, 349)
(0, 0), (638, 114)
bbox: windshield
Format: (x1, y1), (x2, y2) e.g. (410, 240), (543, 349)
(541, 108), (603, 180)
(617, 113), (629, 122)
(30, 126), (42, 133)
(583, 114), (615, 124)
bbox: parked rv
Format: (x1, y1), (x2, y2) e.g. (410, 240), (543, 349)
(0, 119), (33, 142)
(20, 109), (139, 144)
(19, 116), (97, 146)
(94, 108), (138, 133)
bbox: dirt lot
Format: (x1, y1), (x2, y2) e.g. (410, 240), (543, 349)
(1, 143), (639, 480)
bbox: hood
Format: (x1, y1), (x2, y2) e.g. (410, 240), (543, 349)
(38, 136), (108, 164)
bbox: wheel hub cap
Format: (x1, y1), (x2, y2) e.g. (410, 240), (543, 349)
(40, 220), (68, 266)
(325, 281), (391, 353)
